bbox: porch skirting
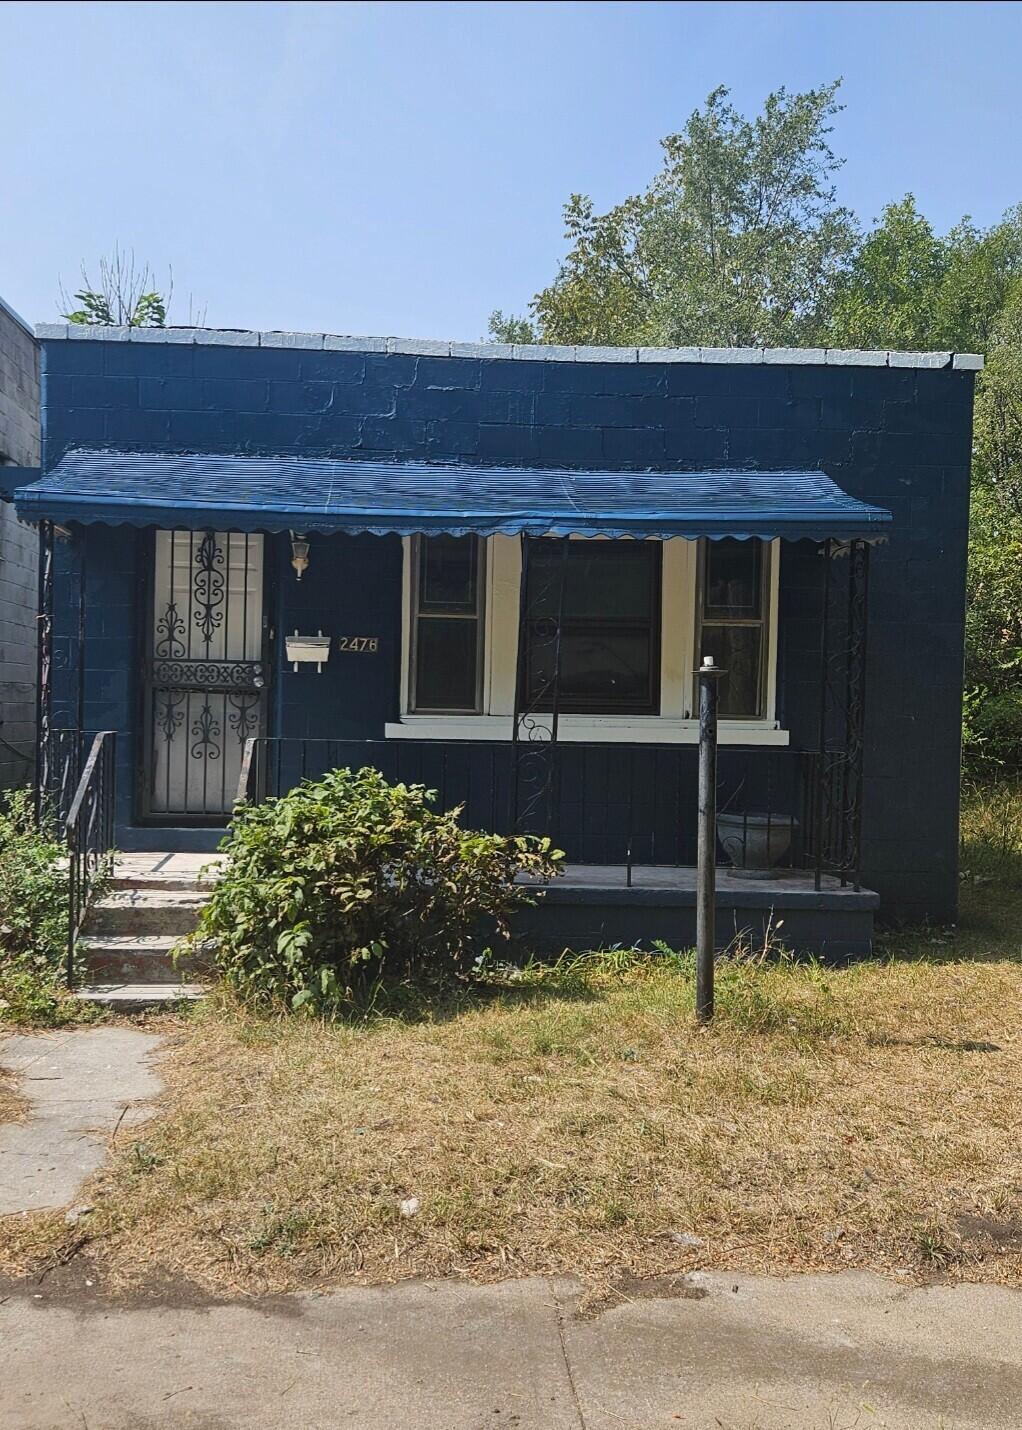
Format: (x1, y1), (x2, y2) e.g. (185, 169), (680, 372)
(510, 865), (878, 962)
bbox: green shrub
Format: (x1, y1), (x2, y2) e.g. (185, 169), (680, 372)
(963, 686), (1022, 776)
(191, 767), (563, 1015)
(0, 789), (75, 1024)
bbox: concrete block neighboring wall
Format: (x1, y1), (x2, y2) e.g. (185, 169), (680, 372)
(0, 300), (40, 790)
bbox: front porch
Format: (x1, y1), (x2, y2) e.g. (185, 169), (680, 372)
(77, 851), (878, 1005)
(26, 448), (888, 971)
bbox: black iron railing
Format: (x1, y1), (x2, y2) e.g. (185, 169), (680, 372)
(36, 728), (89, 835)
(235, 735), (862, 887)
(65, 731), (117, 988)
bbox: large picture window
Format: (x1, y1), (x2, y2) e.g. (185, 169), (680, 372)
(410, 534), (485, 712)
(696, 538), (771, 718)
(398, 534), (781, 739)
(525, 540), (661, 714)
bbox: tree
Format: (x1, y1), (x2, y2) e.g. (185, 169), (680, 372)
(60, 246), (171, 327)
(490, 82), (858, 348)
(828, 197), (1022, 352)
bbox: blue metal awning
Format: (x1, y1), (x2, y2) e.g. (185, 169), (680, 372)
(14, 450), (892, 541)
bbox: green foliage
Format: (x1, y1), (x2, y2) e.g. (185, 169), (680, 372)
(963, 294), (1022, 773)
(60, 245), (170, 327)
(64, 288), (166, 328)
(828, 196), (1022, 351)
(190, 766), (563, 1016)
(0, 790), (77, 1025)
(487, 311), (537, 345)
(490, 81), (858, 347)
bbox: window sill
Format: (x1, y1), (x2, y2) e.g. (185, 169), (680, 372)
(384, 716), (790, 746)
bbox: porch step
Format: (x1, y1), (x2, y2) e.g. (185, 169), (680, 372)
(73, 982), (206, 1011)
(105, 872), (219, 894)
(76, 934), (213, 986)
(87, 890), (208, 937)
(73, 852), (220, 1005)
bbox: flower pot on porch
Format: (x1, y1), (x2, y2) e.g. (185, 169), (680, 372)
(716, 812), (797, 879)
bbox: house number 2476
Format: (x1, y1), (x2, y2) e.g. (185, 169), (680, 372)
(337, 636), (379, 653)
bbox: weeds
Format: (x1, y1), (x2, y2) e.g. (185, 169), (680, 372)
(3, 784), (1022, 1299)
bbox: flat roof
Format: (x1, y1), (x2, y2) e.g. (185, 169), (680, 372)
(33, 322), (984, 371)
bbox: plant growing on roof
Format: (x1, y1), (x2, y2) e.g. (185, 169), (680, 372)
(187, 766), (563, 1015)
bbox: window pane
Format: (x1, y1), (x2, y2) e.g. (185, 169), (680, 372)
(529, 542), (659, 620)
(414, 617), (478, 710)
(524, 541), (660, 713)
(704, 539), (763, 619)
(700, 625), (763, 717)
(528, 627), (654, 708)
(418, 535), (478, 612)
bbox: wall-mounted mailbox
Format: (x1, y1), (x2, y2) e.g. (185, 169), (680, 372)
(286, 631), (331, 672)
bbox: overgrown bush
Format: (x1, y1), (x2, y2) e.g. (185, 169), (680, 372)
(191, 767), (563, 1015)
(0, 789), (74, 1024)
(963, 687), (1022, 777)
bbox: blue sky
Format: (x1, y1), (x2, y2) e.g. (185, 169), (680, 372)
(3, 0), (1022, 338)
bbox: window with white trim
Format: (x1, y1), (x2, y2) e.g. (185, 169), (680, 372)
(397, 534), (783, 742)
(695, 538), (772, 719)
(409, 534), (485, 712)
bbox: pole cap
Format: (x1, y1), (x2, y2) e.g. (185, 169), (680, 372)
(695, 655), (726, 677)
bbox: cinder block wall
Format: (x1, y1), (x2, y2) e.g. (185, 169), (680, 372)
(41, 335), (976, 921)
(0, 299), (39, 790)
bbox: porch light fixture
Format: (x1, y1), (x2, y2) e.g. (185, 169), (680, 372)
(290, 531), (310, 580)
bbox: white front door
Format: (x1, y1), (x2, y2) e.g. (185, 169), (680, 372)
(146, 529), (266, 819)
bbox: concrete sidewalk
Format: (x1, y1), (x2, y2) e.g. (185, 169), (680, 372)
(2, 1268), (1020, 1429)
(0, 1028), (164, 1214)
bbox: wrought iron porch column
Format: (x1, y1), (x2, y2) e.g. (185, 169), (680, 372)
(812, 537), (870, 891)
(844, 539), (870, 891)
(34, 518), (54, 819)
(75, 525), (88, 736)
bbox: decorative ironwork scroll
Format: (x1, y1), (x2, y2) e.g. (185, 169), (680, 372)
(510, 534), (569, 840)
(193, 530), (227, 650)
(150, 659), (265, 691)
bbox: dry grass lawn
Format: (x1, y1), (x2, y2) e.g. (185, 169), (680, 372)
(2, 783), (1021, 1303)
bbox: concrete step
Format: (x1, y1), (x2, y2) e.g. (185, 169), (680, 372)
(105, 872), (218, 894)
(77, 934), (213, 985)
(85, 890), (208, 938)
(73, 982), (206, 1010)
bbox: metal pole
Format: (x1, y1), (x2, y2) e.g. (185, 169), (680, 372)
(696, 654), (724, 1024)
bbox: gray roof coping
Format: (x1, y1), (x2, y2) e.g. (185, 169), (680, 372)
(30, 323), (985, 371)
(1, 295), (38, 338)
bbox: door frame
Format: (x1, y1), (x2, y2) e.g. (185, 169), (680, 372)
(135, 526), (275, 826)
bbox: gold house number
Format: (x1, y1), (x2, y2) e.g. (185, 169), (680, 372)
(337, 636), (379, 653)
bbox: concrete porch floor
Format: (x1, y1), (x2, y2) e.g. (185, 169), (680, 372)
(108, 853), (878, 960)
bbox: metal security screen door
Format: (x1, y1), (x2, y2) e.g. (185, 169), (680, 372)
(144, 530), (268, 820)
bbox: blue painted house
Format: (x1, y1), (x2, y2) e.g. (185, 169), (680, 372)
(13, 325), (981, 957)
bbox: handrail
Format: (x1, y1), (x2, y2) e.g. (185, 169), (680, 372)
(66, 731), (117, 989)
(66, 733), (106, 831)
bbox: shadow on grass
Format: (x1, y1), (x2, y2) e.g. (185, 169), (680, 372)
(309, 958), (611, 1029)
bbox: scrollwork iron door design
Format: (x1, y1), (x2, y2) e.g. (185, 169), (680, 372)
(144, 530), (267, 819)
